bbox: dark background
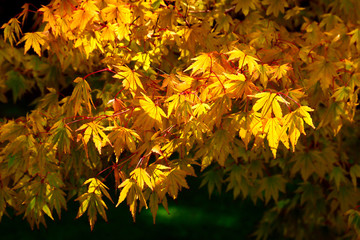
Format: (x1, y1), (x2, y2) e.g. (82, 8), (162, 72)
(0, 1), (264, 239)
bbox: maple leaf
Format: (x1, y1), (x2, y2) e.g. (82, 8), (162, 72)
(114, 66), (144, 94)
(290, 150), (327, 181)
(130, 168), (153, 190)
(200, 168), (223, 197)
(149, 192), (159, 224)
(259, 175), (286, 204)
(165, 168), (189, 199)
(284, 6), (305, 20)
(101, 23), (117, 42)
(234, 111), (262, 148)
(116, 179), (147, 221)
(270, 64), (291, 80)
(18, 32), (45, 56)
(350, 165), (360, 188)
(101, 3), (131, 25)
(332, 86), (352, 102)
(185, 53), (213, 76)
(5, 70), (26, 102)
(192, 102), (210, 117)
(227, 49), (259, 74)
(256, 64), (270, 88)
(224, 72), (254, 98)
(345, 209), (360, 235)
(251, 92), (289, 118)
(77, 122), (112, 154)
(49, 119), (73, 154)
(264, 117), (282, 158)
(70, 2), (99, 31)
(281, 106), (315, 151)
(349, 28), (360, 51)
(232, 0), (259, 15)
(225, 164), (249, 199)
(76, 193), (108, 230)
(330, 167), (347, 190)
(68, 77), (95, 116)
(307, 57), (338, 91)
(39, 5), (57, 29)
(262, 0), (289, 17)
(139, 93), (167, 129)
(106, 126), (141, 158)
(1, 18), (22, 46)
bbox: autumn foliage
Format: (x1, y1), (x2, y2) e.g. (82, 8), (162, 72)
(1, 0), (360, 238)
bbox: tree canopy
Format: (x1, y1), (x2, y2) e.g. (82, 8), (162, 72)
(1, 0), (360, 238)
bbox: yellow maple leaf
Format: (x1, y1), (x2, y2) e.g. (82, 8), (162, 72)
(185, 53), (213, 76)
(77, 122), (112, 154)
(139, 93), (167, 128)
(101, 3), (131, 25)
(251, 92), (289, 118)
(264, 117), (282, 158)
(18, 32), (45, 56)
(130, 168), (153, 190)
(106, 126), (141, 158)
(224, 73), (254, 98)
(227, 49), (259, 74)
(114, 66), (144, 94)
(1, 18), (22, 46)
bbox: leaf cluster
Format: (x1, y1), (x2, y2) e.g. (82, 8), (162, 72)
(1, 0), (360, 238)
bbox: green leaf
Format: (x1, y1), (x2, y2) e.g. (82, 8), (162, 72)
(329, 167), (347, 190)
(259, 175), (286, 204)
(5, 70), (26, 102)
(350, 165), (360, 188)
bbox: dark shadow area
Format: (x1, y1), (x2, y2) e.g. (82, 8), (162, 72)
(0, 176), (264, 240)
